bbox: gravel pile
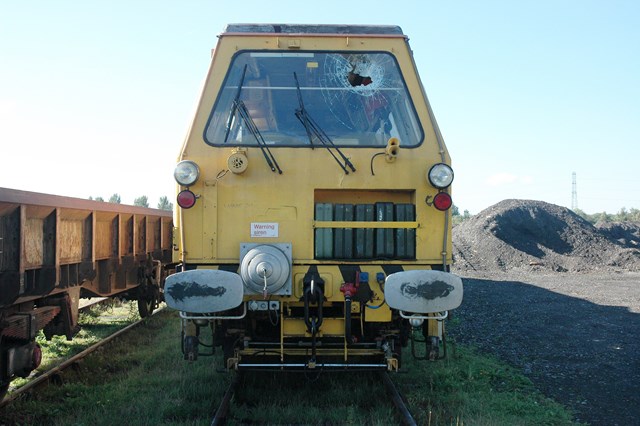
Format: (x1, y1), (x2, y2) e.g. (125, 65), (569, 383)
(595, 220), (640, 248)
(452, 199), (640, 274)
(449, 199), (640, 425)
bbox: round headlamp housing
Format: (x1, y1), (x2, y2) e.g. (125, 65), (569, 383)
(174, 161), (200, 186)
(427, 163), (454, 189)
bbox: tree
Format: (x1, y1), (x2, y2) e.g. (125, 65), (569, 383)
(592, 211), (612, 224)
(157, 196), (173, 211)
(450, 204), (473, 225)
(133, 195), (149, 208)
(108, 193), (121, 204)
(94, 196), (104, 202)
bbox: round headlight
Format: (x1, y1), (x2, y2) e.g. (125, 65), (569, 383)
(427, 163), (454, 189)
(174, 161), (200, 186)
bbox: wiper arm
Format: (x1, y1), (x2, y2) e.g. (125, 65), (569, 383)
(224, 64), (282, 174)
(294, 72), (315, 150)
(224, 64), (248, 144)
(293, 72), (356, 174)
(235, 99), (283, 174)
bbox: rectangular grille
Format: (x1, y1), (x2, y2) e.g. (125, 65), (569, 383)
(314, 202), (415, 260)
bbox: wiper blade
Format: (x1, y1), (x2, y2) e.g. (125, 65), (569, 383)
(294, 72), (315, 150)
(293, 72), (356, 174)
(224, 64), (248, 144)
(235, 99), (283, 174)
(224, 64), (282, 174)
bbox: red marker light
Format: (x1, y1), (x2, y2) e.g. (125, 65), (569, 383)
(433, 192), (452, 211)
(177, 190), (197, 209)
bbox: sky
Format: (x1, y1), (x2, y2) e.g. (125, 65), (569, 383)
(1, 1), (639, 215)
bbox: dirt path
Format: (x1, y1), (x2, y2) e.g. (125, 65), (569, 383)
(448, 271), (640, 426)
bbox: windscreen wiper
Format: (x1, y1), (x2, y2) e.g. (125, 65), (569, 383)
(224, 64), (247, 144)
(224, 64), (282, 174)
(235, 100), (282, 174)
(293, 72), (356, 174)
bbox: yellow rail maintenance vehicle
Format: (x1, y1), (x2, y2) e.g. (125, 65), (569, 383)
(165, 24), (463, 371)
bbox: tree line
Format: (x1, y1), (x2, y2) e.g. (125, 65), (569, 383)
(574, 207), (640, 224)
(88, 194), (173, 211)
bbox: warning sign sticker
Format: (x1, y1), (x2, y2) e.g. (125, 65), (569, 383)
(250, 222), (279, 238)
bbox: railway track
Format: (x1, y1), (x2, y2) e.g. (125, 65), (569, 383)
(0, 307), (163, 408)
(380, 370), (418, 426)
(210, 370), (417, 426)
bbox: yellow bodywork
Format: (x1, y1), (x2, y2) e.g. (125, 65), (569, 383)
(172, 25), (454, 367)
(175, 32), (452, 262)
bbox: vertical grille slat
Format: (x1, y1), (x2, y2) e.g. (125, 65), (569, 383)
(314, 203), (333, 259)
(375, 202), (394, 258)
(355, 204), (374, 258)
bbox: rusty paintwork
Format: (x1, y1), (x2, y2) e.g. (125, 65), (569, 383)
(0, 187), (173, 306)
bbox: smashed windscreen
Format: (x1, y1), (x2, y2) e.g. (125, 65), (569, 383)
(204, 51), (423, 148)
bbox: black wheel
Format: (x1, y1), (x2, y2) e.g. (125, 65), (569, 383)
(137, 287), (156, 318)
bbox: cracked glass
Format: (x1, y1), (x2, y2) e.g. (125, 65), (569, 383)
(204, 51), (423, 148)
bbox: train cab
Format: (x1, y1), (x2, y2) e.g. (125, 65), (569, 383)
(165, 24), (463, 370)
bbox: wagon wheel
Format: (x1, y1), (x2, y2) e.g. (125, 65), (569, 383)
(137, 284), (157, 318)
(136, 255), (161, 318)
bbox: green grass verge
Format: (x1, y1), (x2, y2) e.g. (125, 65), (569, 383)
(1, 310), (575, 425)
(9, 300), (141, 391)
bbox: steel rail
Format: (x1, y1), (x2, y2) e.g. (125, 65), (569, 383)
(208, 369), (417, 425)
(210, 372), (241, 426)
(380, 371), (418, 426)
(0, 307), (165, 407)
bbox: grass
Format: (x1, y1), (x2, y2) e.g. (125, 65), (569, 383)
(1, 310), (576, 425)
(9, 299), (140, 391)
(396, 340), (574, 425)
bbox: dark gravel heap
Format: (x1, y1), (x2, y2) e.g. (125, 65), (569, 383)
(452, 199), (640, 274)
(595, 221), (640, 248)
(449, 199), (640, 425)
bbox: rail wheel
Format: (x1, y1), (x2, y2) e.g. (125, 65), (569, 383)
(136, 255), (162, 318)
(137, 286), (157, 318)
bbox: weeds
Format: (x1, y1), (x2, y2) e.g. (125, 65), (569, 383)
(2, 310), (576, 425)
(8, 300), (140, 391)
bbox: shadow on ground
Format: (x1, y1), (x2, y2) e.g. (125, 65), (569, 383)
(448, 276), (640, 426)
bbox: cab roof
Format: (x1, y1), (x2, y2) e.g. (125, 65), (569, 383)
(223, 24), (405, 36)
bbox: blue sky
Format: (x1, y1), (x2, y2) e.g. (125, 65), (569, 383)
(1, 1), (639, 214)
